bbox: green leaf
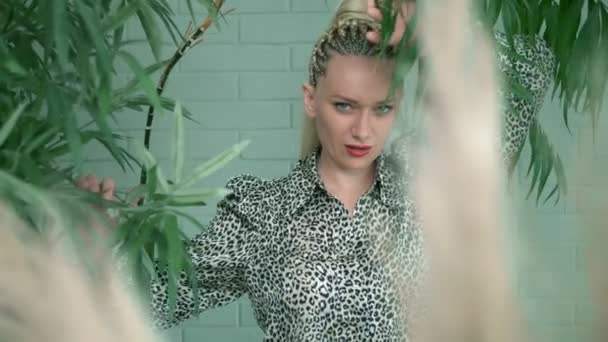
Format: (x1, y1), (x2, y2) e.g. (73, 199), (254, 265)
(524, 120), (565, 204)
(117, 51), (162, 111)
(101, 1), (139, 33)
(163, 214), (183, 276)
(173, 101), (185, 183)
(52, 0), (68, 69)
(24, 126), (60, 154)
(156, 228), (177, 317)
(0, 103), (26, 147)
(75, 1), (113, 76)
(184, 0), (198, 29)
(536, 139), (554, 203)
(134, 1), (163, 61)
(553, 153), (567, 196)
(175, 140), (250, 192)
(124, 184), (148, 205)
(133, 139), (170, 194)
(49, 86), (83, 172)
(487, 0), (503, 28)
(168, 209), (207, 232)
(112, 57), (171, 98)
(146, 166), (159, 198)
(155, 188), (230, 206)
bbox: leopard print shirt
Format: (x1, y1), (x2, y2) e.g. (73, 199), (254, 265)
(149, 32), (555, 341)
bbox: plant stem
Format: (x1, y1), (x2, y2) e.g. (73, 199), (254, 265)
(138, 0), (227, 204)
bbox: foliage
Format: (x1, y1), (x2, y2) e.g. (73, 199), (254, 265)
(0, 0), (235, 315)
(379, 0), (608, 205)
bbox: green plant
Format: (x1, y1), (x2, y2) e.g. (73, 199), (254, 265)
(378, 0), (608, 205)
(0, 0), (240, 313)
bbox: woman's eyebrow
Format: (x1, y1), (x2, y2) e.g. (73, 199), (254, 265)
(331, 95), (359, 104)
(330, 95), (394, 105)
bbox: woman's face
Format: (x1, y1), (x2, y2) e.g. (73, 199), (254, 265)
(302, 53), (401, 172)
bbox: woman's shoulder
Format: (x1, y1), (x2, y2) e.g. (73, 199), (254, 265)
(224, 173), (289, 197)
(220, 173), (289, 220)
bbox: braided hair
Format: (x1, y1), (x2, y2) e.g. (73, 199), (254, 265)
(308, 0), (396, 86)
(300, 0), (397, 159)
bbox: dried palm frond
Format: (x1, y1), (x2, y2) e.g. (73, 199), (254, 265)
(0, 202), (161, 342)
(408, 0), (525, 340)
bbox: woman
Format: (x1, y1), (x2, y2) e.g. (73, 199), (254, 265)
(78, 0), (554, 340)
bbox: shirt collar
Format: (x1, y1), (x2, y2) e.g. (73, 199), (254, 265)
(282, 147), (408, 218)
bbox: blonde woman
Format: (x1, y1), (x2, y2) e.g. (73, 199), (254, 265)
(77, 0), (554, 340)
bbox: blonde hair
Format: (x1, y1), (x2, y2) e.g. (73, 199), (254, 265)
(298, 0), (395, 159)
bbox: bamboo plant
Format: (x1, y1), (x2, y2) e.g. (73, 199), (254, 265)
(0, 0), (243, 313)
(379, 0), (608, 205)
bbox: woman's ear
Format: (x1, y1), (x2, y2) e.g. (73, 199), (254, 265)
(302, 82), (316, 119)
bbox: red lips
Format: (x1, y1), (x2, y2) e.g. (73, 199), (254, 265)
(345, 144), (372, 157)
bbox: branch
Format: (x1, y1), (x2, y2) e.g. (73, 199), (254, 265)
(138, 0), (229, 202)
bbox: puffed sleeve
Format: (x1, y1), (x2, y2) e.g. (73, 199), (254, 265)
(494, 31), (555, 164)
(388, 31), (555, 169)
(149, 174), (265, 330)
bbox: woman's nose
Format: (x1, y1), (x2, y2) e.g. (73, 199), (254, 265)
(352, 112), (371, 141)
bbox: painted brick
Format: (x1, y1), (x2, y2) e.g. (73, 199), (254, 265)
(180, 45), (290, 71)
(574, 301), (599, 327)
(518, 269), (588, 298)
(114, 42), (171, 75)
(179, 215), (210, 240)
(240, 14), (330, 43)
(168, 158), (292, 189)
(104, 101), (291, 131)
(291, 112), (305, 129)
(528, 326), (577, 342)
(152, 129), (240, 159)
(568, 156), (608, 187)
(563, 185), (582, 214)
(518, 214), (581, 245)
(515, 242), (576, 273)
(291, 0), (340, 12)
(239, 299), (260, 327)
(126, 14), (238, 45)
(523, 299), (574, 325)
(80, 160), (140, 187)
(239, 129), (299, 159)
(183, 327), (264, 341)
(106, 107), (176, 131)
(85, 129), (238, 162)
(164, 74), (238, 101)
(239, 72), (306, 100)
(80, 130), (144, 162)
(186, 101), (291, 129)
(184, 302), (240, 326)
(574, 184), (608, 217)
(290, 44), (314, 70)
(160, 327), (183, 342)
(179, 0), (289, 14)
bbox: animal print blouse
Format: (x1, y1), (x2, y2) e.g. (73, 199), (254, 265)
(148, 32), (555, 341)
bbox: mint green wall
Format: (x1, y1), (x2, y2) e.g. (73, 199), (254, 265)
(80, 0), (607, 341)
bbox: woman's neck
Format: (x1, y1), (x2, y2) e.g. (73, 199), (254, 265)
(317, 150), (376, 213)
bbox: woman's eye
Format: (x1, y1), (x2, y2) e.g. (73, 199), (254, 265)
(334, 102), (352, 112)
(376, 104), (393, 114)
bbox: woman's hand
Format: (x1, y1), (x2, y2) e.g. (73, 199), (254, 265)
(366, 0), (417, 47)
(76, 175), (116, 202)
(75, 175), (119, 235)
